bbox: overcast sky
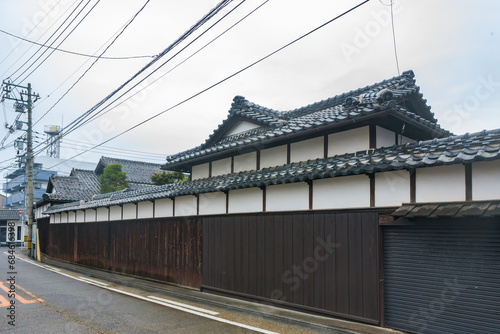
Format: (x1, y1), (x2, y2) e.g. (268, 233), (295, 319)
(0, 0), (499, 178)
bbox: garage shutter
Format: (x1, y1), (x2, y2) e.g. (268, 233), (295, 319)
(383, 224), (500, 334)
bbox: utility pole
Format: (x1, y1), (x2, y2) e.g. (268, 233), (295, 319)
(1, 79), (39, 258)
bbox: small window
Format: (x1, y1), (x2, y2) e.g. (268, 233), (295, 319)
(17, 226), (21, 241)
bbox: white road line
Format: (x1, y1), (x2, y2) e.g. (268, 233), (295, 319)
(15, 254), (280, 334)
(147, 295), (219, 315)
(78, 276), (109, 286)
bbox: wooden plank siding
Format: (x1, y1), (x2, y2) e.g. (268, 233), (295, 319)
(202, 211), (380, 324)
(45, 218), (202, 288)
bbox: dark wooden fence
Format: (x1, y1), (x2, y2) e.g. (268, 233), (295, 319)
(45, 218), (202, 288)
(202, 211), (380, 324)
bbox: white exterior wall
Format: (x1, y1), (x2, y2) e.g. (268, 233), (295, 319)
(155, 198), (173, 217)
(313, 175), (370, 209)
(199, 192), (226, 215)
(233, 152), (257, 173)
(109, 206), (122, 220)
(50, 214), (54, 224)
(376, 126), (395, 148)
(290, 137), (324, 163)
(96, 207), (108, 221)
(212, 158), (232, 177)
(85, 209), (96, 222)
(123, 203), (137, 220)
(225, 121), (260, 137)
(375, 170), (411, 207)
(260, 145), (287, 169)
(54, 213), (61, 224)
(328, 126), (369, 157)
(416, 165), (465, 202)
(175, 195), (197, 216)
(60, 212), (68, 223)
(138, 201), (154, 219)
(68, 211), (76, 223)
(76, 210), (85, 223)
(472, 160), (500, 200)
(266, 182), (309, 212)
(192, 163), (209, 180)
(400, 135), (415, 144)
(228, 188), (262, 213)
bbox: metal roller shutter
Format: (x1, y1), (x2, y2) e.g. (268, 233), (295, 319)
(383, 224), (500, 334)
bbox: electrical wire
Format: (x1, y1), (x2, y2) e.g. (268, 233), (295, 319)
(43, 0), (372, 170)
(33, 0), (152, 126)
(81, 0), (257, 129)
(48, 0), (234, 143)
(379, 0), (400, 75)
(0, 0), (78, 79)
(8, 0), (87, 80)
(0, 0), (64, 68)
(16, 0), (101, 83)
(0, 29), (154, 60)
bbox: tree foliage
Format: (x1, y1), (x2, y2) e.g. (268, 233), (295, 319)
(99, 164), (129, 194)
(150, 171), (187, 185)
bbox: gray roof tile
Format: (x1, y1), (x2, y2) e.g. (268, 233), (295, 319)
(164, 70), (450, 168)
(45, 128), (500, 214)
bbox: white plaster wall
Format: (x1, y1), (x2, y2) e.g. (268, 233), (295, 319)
(472, 160), (500, 200)
(123, 203), (137, 220)
(192, 163), (209, 180)
(328, 126), (369, 157)
(233, 152), (257, 173)
(228, 188), (263, 213)
(96, 207), (109, 221)
(212, 157), (232, 176)
(400, 135), (415, 145)
(155, 198), (173, 217)
(109, 206), (122, 221)
(266, 182), (309, 212)
(175, 195), (197, 216)
(50, 214), (54, 224)
(260, 145), (287, 169)
(313, 175), (370, 209)
(68, 211), (76, 223)
(376, 126), (395, 148)
(85, 209), (96, 222)
(290, 137), (324, 163)
(199, 192), (226, 215)
(138, 201), (154, 219)
(76, 210), (85, 223)
(225, 121), (260, 137)
(54, 213), (61, 224)
(416, 165), (465, 202)
(375, 170), (411, 207)
(60, 212), (68, 223)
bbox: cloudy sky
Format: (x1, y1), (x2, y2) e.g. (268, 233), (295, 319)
(0, 0), (499, 178)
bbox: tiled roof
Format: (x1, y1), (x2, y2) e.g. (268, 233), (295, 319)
(0, 209), (20, 220)
(43, 169), (100, 202)
(45, 128), (500, 214)
(97, 156), (162, 185)
(164, 70), (451, 168)
(392, 201), (500, 218)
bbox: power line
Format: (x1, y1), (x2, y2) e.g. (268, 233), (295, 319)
(16, 0), (101, 83)
(33, 0), (152, 126)
(49, 0), (235, 143)
(44, 0), (371, 170)
(0, 28), (155, 60)
(8, 0), (87, 80)
(80, 0), (256, 129)
(0, 0), (64, 68)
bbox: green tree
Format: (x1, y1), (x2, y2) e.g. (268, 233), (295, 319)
(150, 171), (187, 185)
(99, 164), (129, 194)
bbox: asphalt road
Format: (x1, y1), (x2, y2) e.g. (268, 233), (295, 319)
(0, 247), (331, 334)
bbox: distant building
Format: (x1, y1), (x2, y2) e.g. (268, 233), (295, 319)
(2, 156), (95, 209)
